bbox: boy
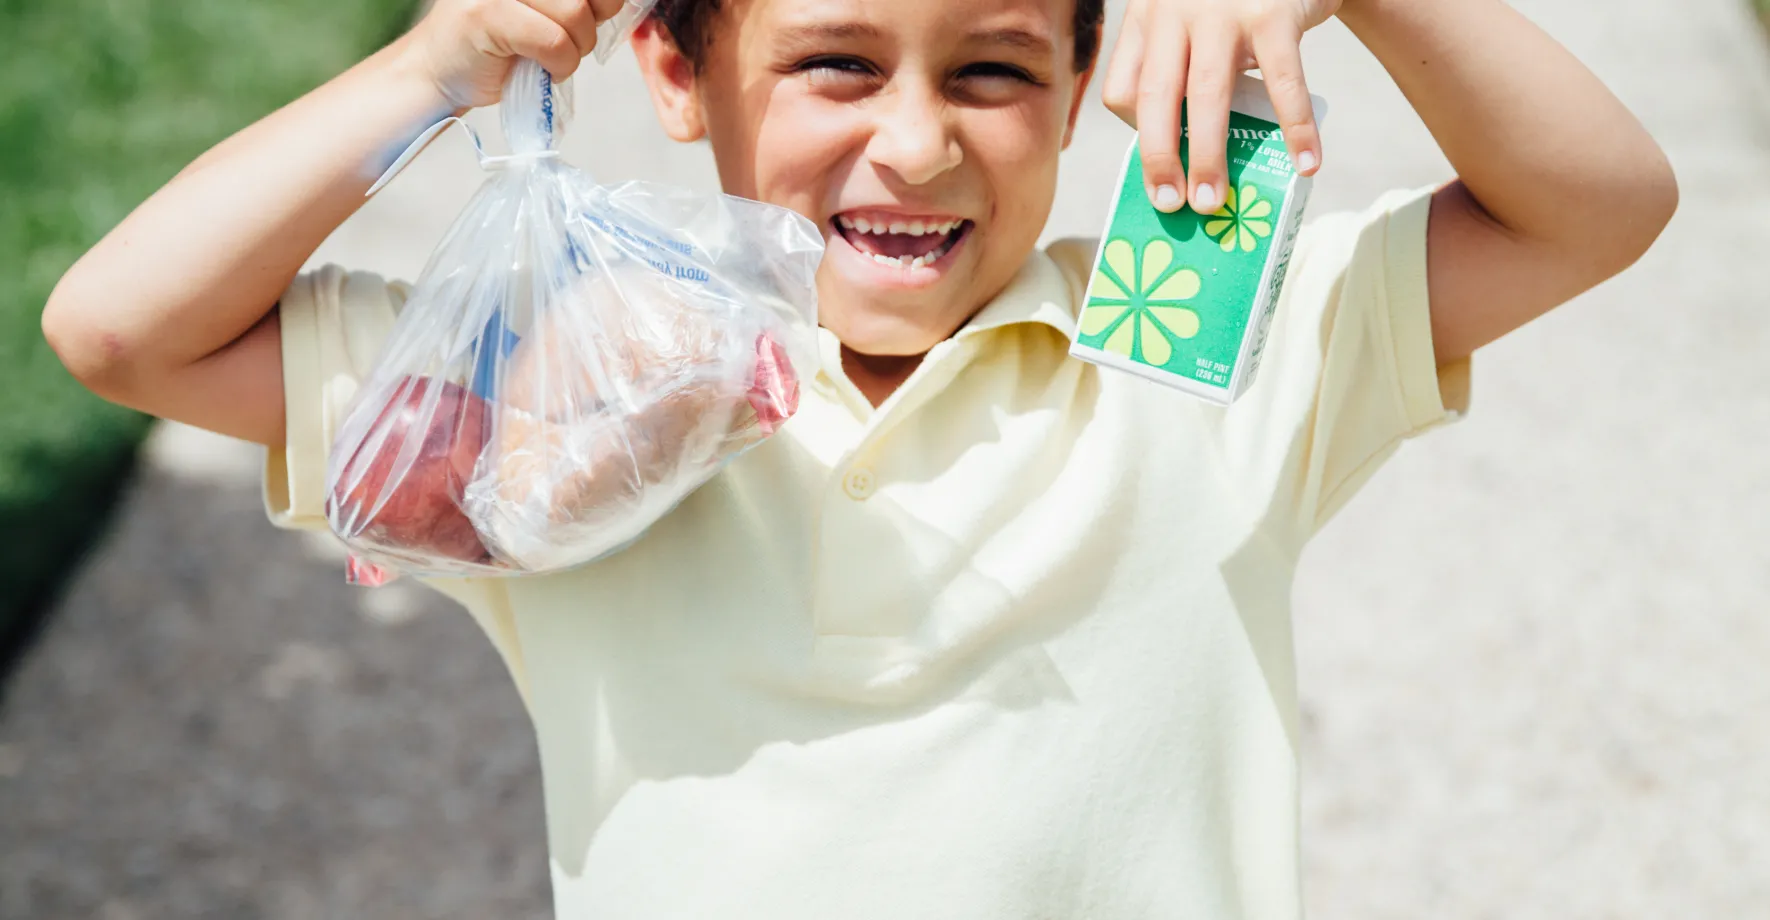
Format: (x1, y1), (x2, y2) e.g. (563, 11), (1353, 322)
(42, 0), (1676, 916)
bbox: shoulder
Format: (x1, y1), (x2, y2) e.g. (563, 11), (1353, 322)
(281, 264), (412, 376)
(264, 265), (414, 532)
(1041, 188), (1433, 317)
(283, 264), (412, 313)
(1287, 186), (1435, 301)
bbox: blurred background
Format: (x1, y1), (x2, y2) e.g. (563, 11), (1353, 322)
(3, 0), (1767, 916)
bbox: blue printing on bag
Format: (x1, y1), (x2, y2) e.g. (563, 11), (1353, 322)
(470, 310), (522, 402)
(539, 66), (555, 144)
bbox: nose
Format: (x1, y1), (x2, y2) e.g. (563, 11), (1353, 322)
(864, 81), (962, 186)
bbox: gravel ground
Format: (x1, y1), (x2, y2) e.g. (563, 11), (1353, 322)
(4, 1), (1767, 917)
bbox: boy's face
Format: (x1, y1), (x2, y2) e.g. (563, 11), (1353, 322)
(636, 0), (1094, 356)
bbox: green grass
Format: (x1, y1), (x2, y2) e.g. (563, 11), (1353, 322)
(0, 0), (415, 660)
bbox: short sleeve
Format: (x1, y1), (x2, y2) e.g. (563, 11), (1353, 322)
(1221, 185), (1473, 538)
(262, 265), (531, 700)
(262, 264), (408, 530)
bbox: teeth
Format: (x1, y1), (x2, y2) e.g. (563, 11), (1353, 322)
(862, 252), (934, 269)
(838, 216), (964, 237)
(862, 251), (938, 270)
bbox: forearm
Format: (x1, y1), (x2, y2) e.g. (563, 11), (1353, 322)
(46, 38), (452, 384)
(1337, 0), (1675, 248)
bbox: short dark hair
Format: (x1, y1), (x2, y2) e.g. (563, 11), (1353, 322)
(650, 0), (1106, 73)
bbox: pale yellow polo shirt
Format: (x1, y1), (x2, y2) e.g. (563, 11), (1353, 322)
(268, 186), (1470, 920)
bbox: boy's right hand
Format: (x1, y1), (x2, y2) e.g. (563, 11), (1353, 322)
(402, 0), (631, 110)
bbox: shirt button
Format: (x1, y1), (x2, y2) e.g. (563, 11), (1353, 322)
(842, 466), (877, 501)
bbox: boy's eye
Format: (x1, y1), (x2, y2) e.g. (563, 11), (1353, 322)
(950, 61), (1042, 104)
(954, 62), (1037, 84)
(795, 56), (880, 87)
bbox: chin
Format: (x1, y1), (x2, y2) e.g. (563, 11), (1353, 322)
(824, 317), (931, 358)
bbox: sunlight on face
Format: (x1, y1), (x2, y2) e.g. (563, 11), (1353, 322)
(691, 0), (1089, 356)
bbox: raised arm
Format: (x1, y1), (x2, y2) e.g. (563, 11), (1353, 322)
(1101, 0), (1676, 367)
(1337, 0), (1677, 363)
(42, 47), (446, 445)
(42, 0), (622, 445)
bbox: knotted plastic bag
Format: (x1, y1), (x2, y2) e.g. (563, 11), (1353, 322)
(324, 54), (822, 582)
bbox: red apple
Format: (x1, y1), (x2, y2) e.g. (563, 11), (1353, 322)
(328, 376), (492, 564)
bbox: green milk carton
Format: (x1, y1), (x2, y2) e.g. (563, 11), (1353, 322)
(1070, 74), (1327, 404)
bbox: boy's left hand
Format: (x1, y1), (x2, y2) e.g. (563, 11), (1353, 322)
(1101, 0), (1341, 215)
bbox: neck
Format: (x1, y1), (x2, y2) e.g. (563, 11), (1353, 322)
(841, 346), (924, 407)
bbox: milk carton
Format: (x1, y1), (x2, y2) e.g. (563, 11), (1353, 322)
(1069, 74), (1327, 404)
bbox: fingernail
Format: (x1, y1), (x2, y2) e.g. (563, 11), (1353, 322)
(1153, 185), (1184, 211)
(1194, 183), (1220, 213)
(1296, 150), (1318, 172)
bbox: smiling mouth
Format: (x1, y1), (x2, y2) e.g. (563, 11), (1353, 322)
(833, 213), (973, 270)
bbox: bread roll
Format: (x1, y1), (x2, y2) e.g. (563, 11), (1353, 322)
(500, 270), (728, 420)
(473, 266), (767, 568)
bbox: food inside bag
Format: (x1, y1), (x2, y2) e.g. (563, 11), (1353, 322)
(324, 54), (822, 580)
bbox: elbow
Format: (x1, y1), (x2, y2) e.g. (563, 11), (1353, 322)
(1634, 151), (1679, 254)
(41, 272), (138, 403)
(1605, 148), (1680, 275)
(1648, 149), (1680, 225)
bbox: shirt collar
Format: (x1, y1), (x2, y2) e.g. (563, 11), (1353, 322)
(813, 241), (1091, 394)
(955, 245), (1085, 340)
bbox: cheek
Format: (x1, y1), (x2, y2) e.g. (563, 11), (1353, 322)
(964, 104), (1065, 231)
(720, 89), (862, 220)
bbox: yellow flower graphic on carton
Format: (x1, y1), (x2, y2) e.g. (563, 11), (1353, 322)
(1080, 238), (1201, 367)
(1203, 184), (1274, 253)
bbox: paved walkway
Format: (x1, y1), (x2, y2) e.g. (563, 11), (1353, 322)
(4, 2), (1767, 916)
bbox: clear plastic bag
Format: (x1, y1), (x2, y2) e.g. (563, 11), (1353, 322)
(324, 56), (822, 581)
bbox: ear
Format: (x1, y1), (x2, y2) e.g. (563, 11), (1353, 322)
(1061, 28), (1101, 150)
(631, 18), (705, 143)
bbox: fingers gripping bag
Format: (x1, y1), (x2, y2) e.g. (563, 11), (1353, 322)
(324, 53), (822, 583)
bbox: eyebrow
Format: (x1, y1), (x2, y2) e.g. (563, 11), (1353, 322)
(774, 22), (885, 50)
(772, 22), (1055, 57)
(967, 28), (1055, 56)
